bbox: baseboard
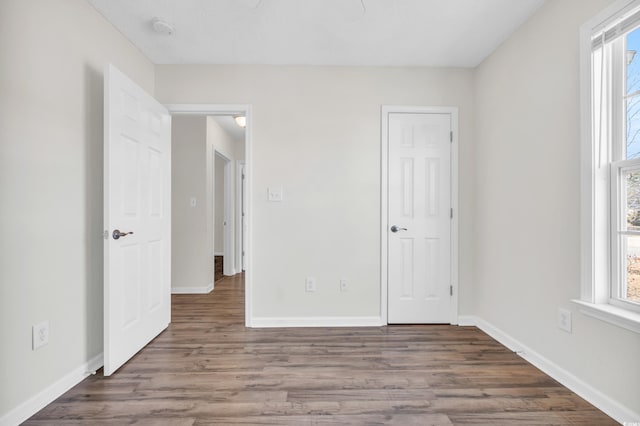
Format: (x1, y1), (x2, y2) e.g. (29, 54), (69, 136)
(457, 315), (477, 327)
(171, 282), (214, 294)
(457, 315), (639, 424)
(250, 316), (384, 328)
(0, 353), (103, 426)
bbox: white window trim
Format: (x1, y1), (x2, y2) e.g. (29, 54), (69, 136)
(573, 299), (640, 333)
(578, 0), (640, 333)
(610, 160), (640, 314)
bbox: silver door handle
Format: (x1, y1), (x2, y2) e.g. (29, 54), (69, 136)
(112, 229), (134, 240)
(390, 225), (407, 233)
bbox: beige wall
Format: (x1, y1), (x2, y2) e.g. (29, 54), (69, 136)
(171, 116), (211, 290)
(156, 65), (476, 318)
(474, 0), (639, 415)
(0, 0), (155, 419)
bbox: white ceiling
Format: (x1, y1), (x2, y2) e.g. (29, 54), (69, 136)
(86, 0), (545, 67)
(211, 116), (246, 141)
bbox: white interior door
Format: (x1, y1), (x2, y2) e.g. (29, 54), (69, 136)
(387, 112), (452, 323)
(240, 163), (247, 271)
(104, 64), (171, 376)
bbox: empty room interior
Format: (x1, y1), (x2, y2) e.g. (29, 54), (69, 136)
(1, 0), (639, 424)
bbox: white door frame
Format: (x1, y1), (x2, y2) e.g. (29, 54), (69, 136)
(214, 150), (234, 276)
(236, 160), (246, 273)
(165, 104), (253, 327)
(380, 105), (459, 325)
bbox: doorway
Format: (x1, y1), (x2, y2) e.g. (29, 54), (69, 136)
(380, 106), (459, 325)
(214, 151), (232, 277)
(166, 104), (253, 326)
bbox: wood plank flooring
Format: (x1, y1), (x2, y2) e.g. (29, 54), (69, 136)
(214, 256), (224, 283)
(25, 274), (616, 425)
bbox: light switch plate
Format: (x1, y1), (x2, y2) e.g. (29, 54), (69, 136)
(268, 186), (283, 202)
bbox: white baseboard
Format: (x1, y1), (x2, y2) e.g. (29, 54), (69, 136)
(171, 282), (214, 294)
(250, 316), (384, 328)
(0, 353), (103, 426)
(457, 315), (639, 424)
(457, 315), (478, 327)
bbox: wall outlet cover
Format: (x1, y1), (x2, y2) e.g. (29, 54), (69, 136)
(305, 277), (316, 292)
(340, 278), (348, 292)
(558, 308), (572, 333)
(33, 320), (49, 350)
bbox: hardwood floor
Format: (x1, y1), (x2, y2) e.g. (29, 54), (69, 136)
(214, 256), (224, 283)
(25, 274), (616, 425)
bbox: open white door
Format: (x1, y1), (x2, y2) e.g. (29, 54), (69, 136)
(104, 64), (171, 376)
(387, 112), (452, 323)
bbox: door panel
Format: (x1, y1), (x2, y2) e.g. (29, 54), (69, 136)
(241, 164), (247, 271)
(388, 112), (451, 324)
(104, 64), (171, 376)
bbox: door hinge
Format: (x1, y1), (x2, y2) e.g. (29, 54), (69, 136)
(450, 208), (453, 219)
(103, 230), (109, 240)
(242, 174), (245, 180)
(450, 131), (453, 143)
(450, 285), (453, 296)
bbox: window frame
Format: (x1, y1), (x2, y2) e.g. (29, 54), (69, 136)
(577, 0), (640, 333)
(609, 29), (640, 312)
(610, 160), (640, 313)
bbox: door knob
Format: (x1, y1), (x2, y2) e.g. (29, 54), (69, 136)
(390, 225), (407, 233)
(112, 229), (134, 240)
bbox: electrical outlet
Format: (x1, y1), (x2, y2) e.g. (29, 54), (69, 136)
(340, 278), (348, 292)
(33, 321), (49, 350)
(558, 308), (572, 333)
(305, 277), (316, 292)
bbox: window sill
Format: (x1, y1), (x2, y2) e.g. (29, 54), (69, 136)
(572, 299), (640, 334)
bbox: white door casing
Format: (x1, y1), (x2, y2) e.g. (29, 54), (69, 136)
(383, 107), (458, 324)
(237, 161), (247, 272)
(104, 64), (171, 376)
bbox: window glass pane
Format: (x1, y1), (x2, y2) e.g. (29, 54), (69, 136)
(625, 170), (640, 230)
(623, 235), (640, 303)
(626, 27), (640, 159)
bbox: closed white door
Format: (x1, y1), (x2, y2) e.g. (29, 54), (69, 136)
(241, 163), (247, 271)
(104, 64), (171, 376)
(387, 112), (452, 323)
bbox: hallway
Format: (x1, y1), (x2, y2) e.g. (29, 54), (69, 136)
(25, 274), (615, 425)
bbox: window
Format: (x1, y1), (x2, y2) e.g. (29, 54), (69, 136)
(609, 25), (640, 312)
(579, 0), (640, 332)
